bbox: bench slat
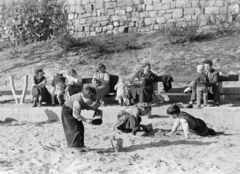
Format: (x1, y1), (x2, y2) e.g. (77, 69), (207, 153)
(155, 75), (239, 82)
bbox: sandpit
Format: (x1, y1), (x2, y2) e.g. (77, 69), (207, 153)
(0, 105), (240, 174)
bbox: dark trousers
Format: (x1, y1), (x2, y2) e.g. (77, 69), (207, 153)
(190, 85), (220, 102)
(61, 105), (84, 147)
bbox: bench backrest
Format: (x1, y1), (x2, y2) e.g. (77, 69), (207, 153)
(154, 75), (239, 82)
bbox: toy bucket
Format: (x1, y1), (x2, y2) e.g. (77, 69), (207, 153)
(111, 138), (123, 152)
(145, 124), (153, 133)
(91, 109), (103, 125)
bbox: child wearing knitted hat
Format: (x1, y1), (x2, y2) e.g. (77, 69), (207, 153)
(192, 65), (209, 109)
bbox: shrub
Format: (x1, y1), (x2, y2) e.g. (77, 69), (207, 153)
(0, 0), (68, 53)
(86, 33), (149, 54)
(161, 18), (201, 44)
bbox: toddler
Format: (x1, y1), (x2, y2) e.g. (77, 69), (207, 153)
(51, 73), (66, 106)
(192, 65), (209, 109)
(114, 78), (128, 106)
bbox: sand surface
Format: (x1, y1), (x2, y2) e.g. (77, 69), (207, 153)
(0, 108), (240, 174)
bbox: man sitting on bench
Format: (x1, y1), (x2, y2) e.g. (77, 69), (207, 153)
(187, 60), (220, 108)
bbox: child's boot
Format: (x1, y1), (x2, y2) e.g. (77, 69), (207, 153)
(32, 100), (37, 107)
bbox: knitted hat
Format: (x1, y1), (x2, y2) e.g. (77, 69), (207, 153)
(197, 65), (204, 73)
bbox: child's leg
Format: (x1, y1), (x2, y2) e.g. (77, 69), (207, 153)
(57, 93), (62, 105)
(51, 94), (55, 104)
(196, 87), (203, 106)
(203, 88), (208, 106)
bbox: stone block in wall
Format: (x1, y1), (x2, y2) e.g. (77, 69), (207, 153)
(157, 16), (167, 24)
(140, 11), (148, 18)
(215, 1), (224, 7)
(154, 24), (160, 30)
(79, 18), (86, 24)
(205, 7), (220, 14)
(128, 21), (135, 27)
(90, 0), (96, 3)
(101, 21), (109, 26)
(113, 21), (120, 26)
(144, 0), (153, 5)
(162, 3), (171, 10)
(164, 14), (172, 19)
(144, 17), (156, 25)
(68, 13), (75, 20)
(68, 0), (77, 5)
(173, 9), (183, 18)
(176, 0), (185, 8)
(115, 9), (126, 16)
(113, 27), (119, 34)
(104, 0), (111, 2)
(107, 30), (113, 34)
(137, 4), (146, 11)
(146, 5), (154, 11)
(153, 0), (160, 2)
(195, 8), (202, 15)
(119, 26), (126, 33)
(105, 2), (117, 9)
(85, 4), (93, 13)
(95, 1), (104, 9)
(96, 27), (102, 32)
(126, 7), (133, 12)
(132, 12), (140, 18)
(92, 22), (101, 27)
(84, 26), (90, 32)
(106, 25), (114, 30)
(90, 26), (95, 31)
(82, 0), (90, 5)
(209, 0), (215, 6)
(150, 11), (158, 17)
(76, 5), (86, 14)
(133, 0), (143, 4)
(90, 32), (96, 36)
(82, 13), (92, 18)
(230, 4), (240, 14)
(184, 8), (195, 15)
(166, 9), (174, 14)
(69, 5), (76, 13)
(111, 15), (127, 21)
(108, 9), (115, 15)
(171, 1), (176, 8)
(103, 26), (107, 32)
(154, 3), (162, 10)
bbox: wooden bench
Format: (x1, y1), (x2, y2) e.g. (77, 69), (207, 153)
(153, 75), (239, 101)
(0, 75), (119, 104)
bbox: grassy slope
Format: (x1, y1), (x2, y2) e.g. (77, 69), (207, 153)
(0, 32), (240, 90)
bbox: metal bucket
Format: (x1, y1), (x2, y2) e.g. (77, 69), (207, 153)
(111, 138), (123, 152)
(91, 109), (103, 125)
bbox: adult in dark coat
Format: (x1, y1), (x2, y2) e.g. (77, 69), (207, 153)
(61, 85), (99, 152)
(128, 63), (156, 103)
(187, 60), (220, 108)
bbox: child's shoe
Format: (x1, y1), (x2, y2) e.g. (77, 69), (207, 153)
(32, 100), (37, 107)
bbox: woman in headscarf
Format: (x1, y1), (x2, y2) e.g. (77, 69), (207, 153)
(128, 62), (156, 104)
(92, 63), (110, 106)
(65, 69), (82, 97)
(32, 69), (51, 107)
(114, 103), (152, 135)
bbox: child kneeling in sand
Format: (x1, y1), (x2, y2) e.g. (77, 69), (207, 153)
(114, 103), (152, 135)
(51, 73), (66, 106)
(167, 104), (216, 139)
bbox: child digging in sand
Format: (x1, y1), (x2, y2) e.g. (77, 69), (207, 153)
(167, 104), (216, 139)
(114, 103), (153, 135)
(114, 77), (128, 106)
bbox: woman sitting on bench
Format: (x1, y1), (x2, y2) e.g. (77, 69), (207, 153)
(92, 63), (110, 106)
(32, 69), (51, 107)
(65, 69), (82, 97)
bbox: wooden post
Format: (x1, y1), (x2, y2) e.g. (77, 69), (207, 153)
(219, 72), (224, 103)
(20, 75), (28, 104)
(9, 76), (19, 104)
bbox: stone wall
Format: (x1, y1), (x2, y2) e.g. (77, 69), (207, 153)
(65, 0), (240, 37)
